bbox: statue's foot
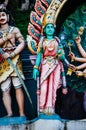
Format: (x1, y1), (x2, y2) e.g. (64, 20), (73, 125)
(40, 107), (55, 115)
(40, 108), (44, 113)
(44, 107), (55, 115)
(3, 114), (13, 118)
(20, 112), (25, 117)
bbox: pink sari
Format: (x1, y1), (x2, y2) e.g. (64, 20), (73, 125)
(39, 38), (65, 110)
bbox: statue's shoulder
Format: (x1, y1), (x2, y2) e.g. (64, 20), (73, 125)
(11, 26), (20, 33)
(54, 36), (60, 43)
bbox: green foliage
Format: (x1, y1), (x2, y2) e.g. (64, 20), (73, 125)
(7, 0), (32, 39)
(13, 10), (31, 39)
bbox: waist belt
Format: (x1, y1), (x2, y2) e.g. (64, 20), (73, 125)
(44, 55), (57, 61)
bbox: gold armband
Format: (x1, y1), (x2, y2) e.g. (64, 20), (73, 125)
(34, 65), (38, 69)
(37, 46), (41, 53)
(10, 52), (16, 58)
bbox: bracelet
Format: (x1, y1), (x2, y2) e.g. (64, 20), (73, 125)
(10, 52), (16, 58)
(77, 43), (81, 47)
(34, 65), (38, 69)
(71, 57), (75, 62)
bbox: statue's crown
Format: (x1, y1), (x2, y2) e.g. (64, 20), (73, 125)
(41, 11), (56, 28)
(40, 0), (63, 28)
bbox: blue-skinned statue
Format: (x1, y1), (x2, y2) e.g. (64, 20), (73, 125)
(33, 12), (68, 115)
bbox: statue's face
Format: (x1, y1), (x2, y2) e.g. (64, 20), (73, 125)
(0, 11), (8, 25)
(44, 23), (55, 36)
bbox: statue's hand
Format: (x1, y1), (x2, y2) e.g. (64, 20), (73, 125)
(76, 71), (83, 77)
(68, 64), (76, 71)
(2, 52), (10, 59)
(62, 88), (68, 95)
(75, 36), (81, 45)
(33, 68), (39, 80)
(68, 52), (75, 62)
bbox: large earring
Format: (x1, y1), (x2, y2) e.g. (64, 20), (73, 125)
(54, 25), (56, 28)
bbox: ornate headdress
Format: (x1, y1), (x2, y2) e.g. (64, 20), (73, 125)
(41, 0), (63, 28)
(41, 11), (56, 28)
(27, 0), (68, 54)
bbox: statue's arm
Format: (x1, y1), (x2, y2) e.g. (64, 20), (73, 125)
(75, 36), (86, 58)
(33, 47), (43, 80)
(14, 27), (25, 55)
(76, 63), (86, 70)
(75, 57), (86, 63)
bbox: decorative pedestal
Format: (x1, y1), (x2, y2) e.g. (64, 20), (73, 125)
(0, 116), (27, 130)
(0, 124), (27, 130)
(29, 115), (86, 130)
(29, 114), (64, 130)
(0, 116), (26, 126)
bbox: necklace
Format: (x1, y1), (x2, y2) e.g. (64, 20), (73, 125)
(0, 26), (14, 39)
(0, 26), (12, 34)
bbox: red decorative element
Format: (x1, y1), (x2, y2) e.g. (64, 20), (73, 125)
(0, 54), (3, 62)
(35, 0), (46, 17)
(27, 0), (52, 49)
(28, 23), (40, 42)
(41, 0), (52, 8)
(30, 11), (42, 31)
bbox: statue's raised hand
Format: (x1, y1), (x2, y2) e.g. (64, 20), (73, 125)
(68, 52), (75, 62)
(75, 36), (81, 45)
